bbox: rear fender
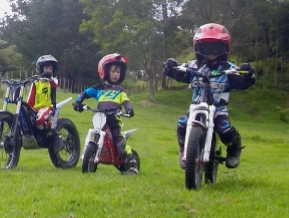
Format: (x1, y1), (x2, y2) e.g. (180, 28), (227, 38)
(124, 128), (137, 140)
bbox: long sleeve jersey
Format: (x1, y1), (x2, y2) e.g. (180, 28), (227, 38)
(27, 77), (58, 109)
(76, 82), (133, 112)
(164, 60), (255, 107)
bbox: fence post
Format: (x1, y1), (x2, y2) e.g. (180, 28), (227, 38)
(25, 71), (28, 93)
(63, 78), (66, 92)
(59, 77), (61, 91)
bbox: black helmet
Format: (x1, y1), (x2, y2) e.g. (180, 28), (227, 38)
(36, 55), (58, 77)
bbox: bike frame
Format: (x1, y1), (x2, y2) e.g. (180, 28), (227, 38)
(83, 112), (121, 165)
(0, 76), (72, 149)
(83, 108), (137, 165)
(182, 102), (216, 163)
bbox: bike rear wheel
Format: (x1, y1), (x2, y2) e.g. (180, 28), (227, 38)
(0, 112), (21, 169)
(48, 118), (80, 168)
(82, 142), (98, 173)
(204, 133), (219, 184)
(185, 125), (205, 190)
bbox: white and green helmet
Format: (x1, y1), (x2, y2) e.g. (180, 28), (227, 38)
(36, 55), (58, 76)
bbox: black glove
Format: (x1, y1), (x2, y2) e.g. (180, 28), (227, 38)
(239, 63), (255, 81)
(126, 109), (134, 117)
(41, 71), (52, 79)
(73, 101), (84, 112)
(163, 58), (179, 75)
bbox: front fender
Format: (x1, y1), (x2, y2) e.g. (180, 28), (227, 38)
(0, 111), (15, 120)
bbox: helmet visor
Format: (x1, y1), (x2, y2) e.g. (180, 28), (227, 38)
(195, 42), (228, 57)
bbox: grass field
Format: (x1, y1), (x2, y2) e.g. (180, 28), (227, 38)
(0, 85), (288, 218)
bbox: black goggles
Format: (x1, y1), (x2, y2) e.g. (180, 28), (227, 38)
(195, 43), (228, 56)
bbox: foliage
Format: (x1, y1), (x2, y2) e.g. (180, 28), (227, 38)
(1, 0), (102, 85)
(0, 39), (22, 72)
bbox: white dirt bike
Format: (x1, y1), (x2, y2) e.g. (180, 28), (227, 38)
(80, 105), (140, 174)
(175, 66), (247, 190)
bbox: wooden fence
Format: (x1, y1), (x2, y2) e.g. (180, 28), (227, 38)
(0, 70), (175, 96)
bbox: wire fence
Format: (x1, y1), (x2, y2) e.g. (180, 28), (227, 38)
(0, 70), (175, 96)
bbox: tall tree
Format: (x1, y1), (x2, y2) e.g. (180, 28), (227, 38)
(1, 0), (102, 85)
(80, 0), (188, 101)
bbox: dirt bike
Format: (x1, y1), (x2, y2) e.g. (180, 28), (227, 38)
(80, 105), (140, 174)
(0, 75), (80, 169)
(174, 66), (247, 190)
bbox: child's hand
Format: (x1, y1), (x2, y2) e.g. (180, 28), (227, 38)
(126, 109), (134, 117)
(240, 63), (255, 81)
(239, 63), (252, 72)
(41, 71), (52, 79)
(73, 102), (84, 113)
(163, 58), (179, 74)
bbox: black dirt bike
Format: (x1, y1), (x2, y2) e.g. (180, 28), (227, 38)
(0, 75), (80, 169)
(174, 66), (247, 190)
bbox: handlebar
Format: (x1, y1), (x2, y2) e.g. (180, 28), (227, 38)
(173, 66), (248, 78)
(82, 105), (131, 117)
(0, 75), (49, 86)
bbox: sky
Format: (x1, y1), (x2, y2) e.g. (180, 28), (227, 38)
(0, 0), (12, 18)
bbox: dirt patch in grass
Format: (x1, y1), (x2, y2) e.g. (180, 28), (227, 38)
(139, 100), (154, 106)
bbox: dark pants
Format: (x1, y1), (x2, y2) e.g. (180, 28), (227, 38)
(106, 115), (125, 156)
(177, 111), (237, 147)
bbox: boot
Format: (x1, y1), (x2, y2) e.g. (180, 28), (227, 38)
(121, 152), (138, 175)
(178, 139), (185, 169)
(225, 130), (243, 168)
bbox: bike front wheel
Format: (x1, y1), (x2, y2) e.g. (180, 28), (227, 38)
(82, 142), (98, 173)
(0, 112), (22, 169)
(185, 125), (205, 190)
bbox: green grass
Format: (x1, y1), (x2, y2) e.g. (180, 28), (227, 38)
(0, 87), (289, 218)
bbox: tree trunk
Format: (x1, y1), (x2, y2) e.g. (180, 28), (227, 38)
(148, 60), (155, 102)
(161, 1), (168, 89)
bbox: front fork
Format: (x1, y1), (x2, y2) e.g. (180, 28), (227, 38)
(4, 86), (24, 153)
(182, 103), (216, 162)
(82, 128), (105, 163)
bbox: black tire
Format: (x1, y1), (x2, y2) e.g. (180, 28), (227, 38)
(185, 125), (205, 190)
(132, 149), (140, 172)
(48, 118), (80, 169)
(0, 112), (21, 169)
(82, 142), (98, 173)
(204, 134), (219, 184)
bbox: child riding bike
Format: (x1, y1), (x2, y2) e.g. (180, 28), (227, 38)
(73, 53), (138, 175)
(163, 23), (255, 169)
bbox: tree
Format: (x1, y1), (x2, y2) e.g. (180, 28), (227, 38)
(80, 0), (188, 101)
(0, 39), (22, 72)
(1, 0), (102, 84)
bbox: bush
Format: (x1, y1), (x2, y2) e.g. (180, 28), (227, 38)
(278, 108), (289, 123)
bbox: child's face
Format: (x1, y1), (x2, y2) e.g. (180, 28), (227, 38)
(109, 65), (121, 83)
(206, 55), (218, 61)
(43, 65), (53, 74)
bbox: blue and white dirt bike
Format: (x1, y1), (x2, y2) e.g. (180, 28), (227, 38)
(0, 75), (80, 169)
(174, 66), (247, 190)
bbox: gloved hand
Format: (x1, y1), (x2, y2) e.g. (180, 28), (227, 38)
(41, 71), (52, 79)
(73, 101), (84, 112)
(126, 109), (134, 117)
(239, 63), (254, 79)
(163, 58), (179, 74)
